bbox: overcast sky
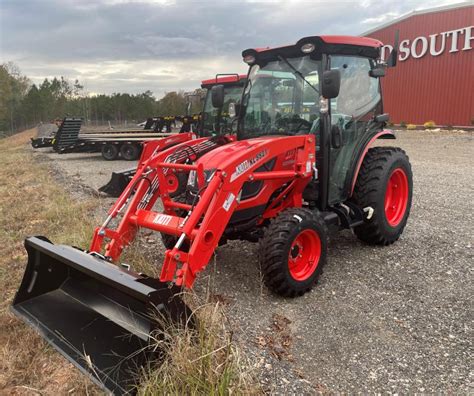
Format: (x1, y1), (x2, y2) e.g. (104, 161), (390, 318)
(0, 0), (462, 98)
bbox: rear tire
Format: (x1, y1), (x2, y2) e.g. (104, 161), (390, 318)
(120, 143), (140, 160)
(259, 208), (328, 297)
(101, 144), (119, 160)
(352, 146), (413, 245)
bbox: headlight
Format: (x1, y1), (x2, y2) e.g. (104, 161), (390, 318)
(187, 170), (196, 187)
(187, 168), (216, 189)
(243, 54), (256, 64)
(301, 43), (315, 54)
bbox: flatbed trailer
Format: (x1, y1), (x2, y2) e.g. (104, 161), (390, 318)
(43, 118), (179, 160)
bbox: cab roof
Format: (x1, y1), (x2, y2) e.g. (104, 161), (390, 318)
(243, 35), (383, 62)
(201, 74), (247, 89)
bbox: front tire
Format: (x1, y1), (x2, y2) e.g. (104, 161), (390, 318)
(259, 208), (328, 297)
(352, 147), (413, 245)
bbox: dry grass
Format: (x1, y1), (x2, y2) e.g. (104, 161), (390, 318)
(0, 129), (101, 394)
(138, 293), (258, 395)
(0, 129), (257, 395)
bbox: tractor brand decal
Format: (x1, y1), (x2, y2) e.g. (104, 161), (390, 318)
(282, 159), (295, 167)
(153, 214), (173, 226)
(230, 149), (268, 182)
(282, 148), (297, 166)
(223, 193), (235, 212)
(284, 149), (297, 160)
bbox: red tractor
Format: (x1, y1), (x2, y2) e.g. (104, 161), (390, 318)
(12, 35), (412, 393)
(99, 74), (247, 197)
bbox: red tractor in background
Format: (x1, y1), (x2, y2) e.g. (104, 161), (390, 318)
(12, 35), (412, 393)
(99, 74), (247, 197)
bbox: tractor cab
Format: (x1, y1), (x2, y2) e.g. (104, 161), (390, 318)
(232, 36), (393, 210)
(200, 74), (247, 136)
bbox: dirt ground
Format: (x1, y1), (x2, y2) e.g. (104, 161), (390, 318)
(29, 129), (473, 393)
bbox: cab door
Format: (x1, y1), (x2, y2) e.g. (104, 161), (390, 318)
(327, 55), (382, 204)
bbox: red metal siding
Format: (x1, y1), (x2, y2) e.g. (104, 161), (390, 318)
(367, 6), (473, 126)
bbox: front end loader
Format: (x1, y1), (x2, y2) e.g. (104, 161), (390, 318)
(99, 74), (247, 197)
(13, 35), (412, 394)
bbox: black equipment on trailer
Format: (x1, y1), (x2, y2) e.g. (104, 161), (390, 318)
(31, 117), (176, 161)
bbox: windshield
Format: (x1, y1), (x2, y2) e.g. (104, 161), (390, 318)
(239, 56), (321, 138)
(201, 86), (242, 136)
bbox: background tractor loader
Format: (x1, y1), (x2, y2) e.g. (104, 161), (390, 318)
(99, 74), (247, 197)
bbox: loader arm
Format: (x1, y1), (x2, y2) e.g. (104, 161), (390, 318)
(92, 134), (314, 288)
(90, 135), (235, 257)
(160, 135), (316, 287)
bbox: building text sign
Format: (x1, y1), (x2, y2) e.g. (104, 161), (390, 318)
(381, 25), (473, 61)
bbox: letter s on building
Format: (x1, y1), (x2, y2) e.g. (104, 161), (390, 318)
(399, 39), (410, 61)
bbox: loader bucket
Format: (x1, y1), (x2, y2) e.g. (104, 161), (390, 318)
(99, 168), (135, 197)
(12, 236), (191, 395)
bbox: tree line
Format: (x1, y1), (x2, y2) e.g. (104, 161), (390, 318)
(0, 62), (202, 137)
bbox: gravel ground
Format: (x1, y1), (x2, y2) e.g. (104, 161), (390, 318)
(31, 129), (473, 393)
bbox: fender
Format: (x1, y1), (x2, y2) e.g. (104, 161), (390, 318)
(350, 130), (395, 195)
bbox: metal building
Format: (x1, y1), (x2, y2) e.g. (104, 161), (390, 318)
(363, 2), (473, 127)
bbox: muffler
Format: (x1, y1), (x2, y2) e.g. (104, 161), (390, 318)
(12, 236), (190, 394)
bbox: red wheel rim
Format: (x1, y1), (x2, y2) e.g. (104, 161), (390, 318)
(384, 168), (409, 227)
(288, 229), (321, 281)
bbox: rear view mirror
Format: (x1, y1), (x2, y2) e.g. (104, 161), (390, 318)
(322, 70), (340, 99)
(211, 85), (224, 108)
(369, 66), (386, 77)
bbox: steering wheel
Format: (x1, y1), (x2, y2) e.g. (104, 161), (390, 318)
(276, 115), (312, 134)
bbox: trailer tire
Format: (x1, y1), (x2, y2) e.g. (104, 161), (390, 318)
(101, 144), (119, 160)
(259, 208), (328, 297)
(351, 147), (412, 245)
(120, 143), (140, 161)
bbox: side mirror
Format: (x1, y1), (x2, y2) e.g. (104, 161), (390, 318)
(386, 49), (398, 67)
(211, 85), (225, 108)
(369, 66), (386, 78)
(331, 124), (342, 149)
(322, 69), (340, 99)
(374, 113), (389, 123)
(387, 30), (400, 68)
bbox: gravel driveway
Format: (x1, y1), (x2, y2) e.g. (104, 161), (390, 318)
(31, 129), (473, 393)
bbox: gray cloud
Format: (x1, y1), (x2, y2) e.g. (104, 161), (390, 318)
(0, 0), (459, 97)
